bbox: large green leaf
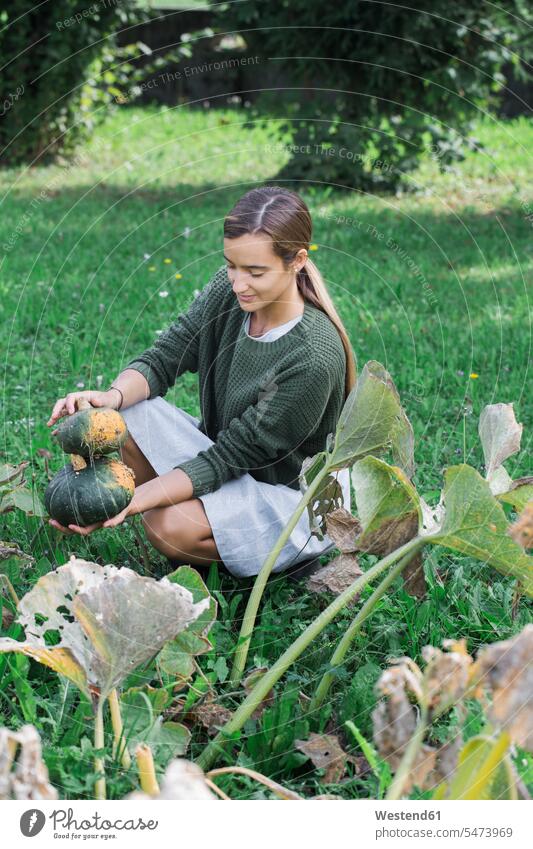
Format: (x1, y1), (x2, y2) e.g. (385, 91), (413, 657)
(427, 465), (533, 596)
(0, 484), (46, 517)
(352, 456), (421, 555)
(330, 361), (414, 476)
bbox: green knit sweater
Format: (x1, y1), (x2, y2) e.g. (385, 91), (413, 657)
(125, 264), (347, 497)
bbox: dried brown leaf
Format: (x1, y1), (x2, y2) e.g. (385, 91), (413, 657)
(0, 556), (210, 701)
(186, 696), (233, 736)
(401, 551), (427, 599)
(324, 507), (362, 552)
(0, 725), (57, 800)
(473, 624), (533, 751)
(479, 403), (523, 479)
(306, 553), (363, 602)
(242, 667), (275, 720)
(356, 512), (419, 557)
(422, 640), (473, 714)
(295, 733), (348, 784)
(508, 500), (533, 550)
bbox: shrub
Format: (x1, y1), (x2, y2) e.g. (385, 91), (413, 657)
(211, 0), (532, 190)
(0, 1), (142, 165)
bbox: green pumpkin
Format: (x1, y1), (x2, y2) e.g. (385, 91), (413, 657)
(53, 405), (128, 458)
(45, 456), (135, 526)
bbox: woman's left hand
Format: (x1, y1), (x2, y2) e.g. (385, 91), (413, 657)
(48, 504), (133, 536)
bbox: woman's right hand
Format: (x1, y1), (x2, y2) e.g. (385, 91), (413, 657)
(47, 389), (121, 432)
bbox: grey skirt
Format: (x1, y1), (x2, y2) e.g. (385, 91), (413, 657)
(121, 396), (351, 578)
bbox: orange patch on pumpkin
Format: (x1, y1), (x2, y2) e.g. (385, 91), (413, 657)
(86, 410), (127, 450)
(107, 459), (136, 494)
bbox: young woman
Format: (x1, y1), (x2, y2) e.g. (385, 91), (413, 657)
(47, 186), (357, 578)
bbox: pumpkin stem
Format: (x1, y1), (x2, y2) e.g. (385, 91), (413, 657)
(70, 454), (88, 471)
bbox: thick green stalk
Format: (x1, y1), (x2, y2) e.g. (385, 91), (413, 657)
(310, 549), (420, 711)
(109, 688), (131, 769)
(386, 702), (429, 800)
(229, 461), (331, 686)
(94, 697), (106, 800)
(197, 535), (424, 772)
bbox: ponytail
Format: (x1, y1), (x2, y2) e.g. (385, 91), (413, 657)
(297, 258), (357, 400)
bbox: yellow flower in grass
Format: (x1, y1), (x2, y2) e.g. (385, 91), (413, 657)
(164, 258), (172, 264)
(175, 273), (182, 279)
(148, 266), (156, 272)
(309, 243), (318, 251)
(470, 373), (479, 379)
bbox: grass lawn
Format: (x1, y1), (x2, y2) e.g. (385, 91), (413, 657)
(0, 104), (531, 799)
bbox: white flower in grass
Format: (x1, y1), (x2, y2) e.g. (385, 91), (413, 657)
(183, 226), (191, 238)
(159, 291), (169, 298)
(143, 253), (151, 260)
(76, 382), (85, 388)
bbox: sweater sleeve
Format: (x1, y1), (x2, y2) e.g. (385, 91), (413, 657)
(124, 267), (226, 399)
(174, 357), (341, 497)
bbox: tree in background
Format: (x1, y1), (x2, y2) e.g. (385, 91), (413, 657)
(0, 1), (143, 166)
(210, 0), (533, 190)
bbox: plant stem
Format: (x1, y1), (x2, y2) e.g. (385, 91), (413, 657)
(310, 549), (419, 712)
(197, 535), (425, 772)
(135, 743), (160, 796)
(386, 703), (429, 800)
(109, 688), (131, 769)
(94, 697), (106, 800)
(229, 461), (330, 687)
(0, 574), (20, 607)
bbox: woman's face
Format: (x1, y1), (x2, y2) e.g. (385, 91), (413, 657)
(223, 232), (307, 310)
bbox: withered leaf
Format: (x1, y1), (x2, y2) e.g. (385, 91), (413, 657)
(242, 667), (275, 720)
(479, 403), (523, 480)
(324, 507), (362, 552)
(295, 733), (348, 784)
(401, 551), (427, 599)
(0, 556), (210, 702)
(421, 641), (472, 715)
(508, 500), (533, 550)
(472, 624), (533, 751)
(306, 553), (363, 603)
(0, 724), (57, 800)
(186, 696), (233, 736)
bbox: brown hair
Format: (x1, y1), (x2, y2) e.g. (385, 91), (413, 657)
(224, 186), (357, 399)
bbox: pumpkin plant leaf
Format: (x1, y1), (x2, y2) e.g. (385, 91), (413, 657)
(470, 624), (533, 751)
(0, 557), (211, 702)
(426, 465), (533, 597)
(479, 403), (523, 482)
(0, 724), (58, 800)
(330, 361), (414, 476)
(443, 731), (511, 800)
(307, 553), (363, 602)
(307, 472), (345, 540)
(0, 484), (46, 517)
(498, 477), (533, 513)
(324, 507), (361, 552)
(351, 456), (422, 556)
(157, 566), (217, 687)
(0, 461), (29, 488)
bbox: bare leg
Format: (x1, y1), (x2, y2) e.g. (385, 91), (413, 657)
(119, 434), (158, 486)
(141, 499), (223, 569)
